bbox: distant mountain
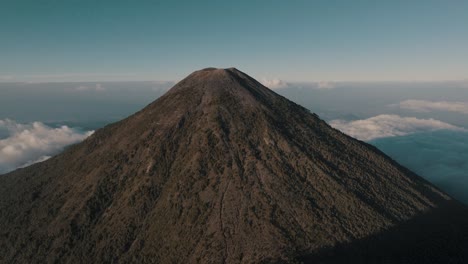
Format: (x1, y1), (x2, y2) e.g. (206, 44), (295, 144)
(1, 68), (468, 263)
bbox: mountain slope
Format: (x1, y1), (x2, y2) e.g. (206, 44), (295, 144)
(1, 68), (467, 263)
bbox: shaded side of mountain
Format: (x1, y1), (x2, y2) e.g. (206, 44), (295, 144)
(300, 200), (468, 263)
(0, 68), (467, 264)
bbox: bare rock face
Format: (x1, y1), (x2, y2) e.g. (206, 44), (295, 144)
(1, 68), (468, 263)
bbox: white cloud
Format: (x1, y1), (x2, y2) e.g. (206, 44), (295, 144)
(316, 81), (336, 89)
(261, 79), (338, 90)
(330, 114), (465, 141)
(74, 83), (106, 92)
(260, 78), (290, 89)
(397, 100), (468, 114)
(19, 155), (51, 169)
(0, 119), (93, 174)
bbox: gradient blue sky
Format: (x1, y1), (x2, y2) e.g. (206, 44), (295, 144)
(1, 0), (467, 82)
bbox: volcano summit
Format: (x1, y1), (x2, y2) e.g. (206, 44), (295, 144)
(1, 68), (468, 263)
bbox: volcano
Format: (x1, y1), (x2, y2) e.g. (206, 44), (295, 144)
(1, 68), (468, 263)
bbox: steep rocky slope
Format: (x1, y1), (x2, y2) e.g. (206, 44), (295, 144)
(1, 68), (467, 263)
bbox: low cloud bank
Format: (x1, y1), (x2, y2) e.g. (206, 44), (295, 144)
(0, 119), (93, 174)
(261, 78), (290, 89)
(315, 81), (336, 89)
(73, 83), (106, 92)
(397, 100), (468, 114)
(330, 114), (465, 141)
(261, 79), (337, 90)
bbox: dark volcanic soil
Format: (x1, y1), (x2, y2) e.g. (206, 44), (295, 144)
(1, 68), (468, 263)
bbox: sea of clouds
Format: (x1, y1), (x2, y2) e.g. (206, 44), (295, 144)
(0, 119), (93, 174)
(371, 130), (468, 204)
(324, 94), (468, 204)
(269, 80), (468, 204)
(329, 114), (466, 141)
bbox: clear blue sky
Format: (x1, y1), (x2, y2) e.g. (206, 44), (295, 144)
(1, 0), (467, 82)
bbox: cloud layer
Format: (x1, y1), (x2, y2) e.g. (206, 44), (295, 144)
(372, 130), (468, 204)
(261, 79), (339, 90)
(398, 100), (468, 114)
(330, 114), (465, 141)
(74, 83), (106, 92)
(260, 78), (290, 89)
(0, 119), (93, 174)
(315, 81), (336, 89)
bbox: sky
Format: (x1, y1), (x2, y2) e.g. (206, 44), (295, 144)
(1, 0), (468, 82)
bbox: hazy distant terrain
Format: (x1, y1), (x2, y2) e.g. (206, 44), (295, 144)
(1, 80), (467, 203)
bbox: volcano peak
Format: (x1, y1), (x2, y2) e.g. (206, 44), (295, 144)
(1, 68), (468, 264)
